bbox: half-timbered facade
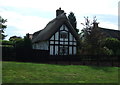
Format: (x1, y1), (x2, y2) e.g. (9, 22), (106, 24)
(49, 24), (77, 55)
(32, 8), (79, 55)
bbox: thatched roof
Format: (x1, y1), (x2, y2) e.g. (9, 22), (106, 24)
(32, 14), (79, 43)
(99, 27), (120, 40)
(92, 23), (120, 40)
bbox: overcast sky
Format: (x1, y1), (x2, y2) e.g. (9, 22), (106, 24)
(0, 0), (119, 40)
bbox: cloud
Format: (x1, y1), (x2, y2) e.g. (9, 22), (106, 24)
(99, 22), (118, 30)
(118, 1), (120, 30)
(78, 14), (118, 31)
(0, 0), (119, 39)
(1, 10), (51, 39)
(0, 0), (119, 15)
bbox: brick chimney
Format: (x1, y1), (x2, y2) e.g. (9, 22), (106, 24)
(93, 22), (99, 28)
(56, 7), (64, 17)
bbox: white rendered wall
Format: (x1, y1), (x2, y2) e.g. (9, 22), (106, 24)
(50, 45), (53, 55)
(74, 47), (77, 54)
(69, 46), (72, 55)
(49, 24), (77, 55)
(33, 41), (49, 50)
(55, 46), (58, 55)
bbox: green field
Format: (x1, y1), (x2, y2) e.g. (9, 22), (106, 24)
(2, 61), (119, 83)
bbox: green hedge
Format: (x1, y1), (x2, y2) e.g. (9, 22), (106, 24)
(2, 46), (16, 61)
(1, 40), (13, 45)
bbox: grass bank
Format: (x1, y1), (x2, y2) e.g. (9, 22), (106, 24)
(2, 61), (119, 83)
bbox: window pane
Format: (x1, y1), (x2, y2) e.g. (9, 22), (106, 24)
(60, 32), (68, 38)
(60, 47), (68, 55)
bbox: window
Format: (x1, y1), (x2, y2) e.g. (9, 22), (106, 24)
(60, 32), (68, 39)
(60, 47), (68, 55)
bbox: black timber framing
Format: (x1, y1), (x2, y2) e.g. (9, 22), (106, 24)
(58, 28), (60, 55)
(68, 30), (70, 55)
(53, 34), (55, 55)
(48, 40), (50, 55)
(50, 40), (76, 42)
(49, 44), (77, 47)
(49, 24), (77, 55)
(72, 34), (74, 54)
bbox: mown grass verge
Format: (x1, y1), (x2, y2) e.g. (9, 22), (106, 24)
(2, 61), (119, 83)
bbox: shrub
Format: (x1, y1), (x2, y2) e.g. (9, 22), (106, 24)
(2, 40), (13, 45)
(103, 38), (120, 55)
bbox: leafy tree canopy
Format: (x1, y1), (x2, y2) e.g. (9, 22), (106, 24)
(9, 36), (22, 42)
(103, 38), (120, 55)
(0, 16), (7, 40)
(68, 12), (79, 33)
(80, 16), (107, 55)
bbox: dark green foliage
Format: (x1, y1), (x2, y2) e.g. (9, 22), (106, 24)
(68, 12), (79, 33)
(0, 16), (7, 40)
(2, 35), (32, 59)
(80, 16), (120, 55)
(103, 38), (120, 50)
(15, 38), (24, 49)
(2, 40), (13, 45)
(0, 34), (7, 40)
(80, 17), (110, 55)
(9, 36), (24, 49)
(12, 35), (32, 57)
(9, 36), (22, 42)
(80, 27), (106, 55)
(103, 38), (120, 55)
(2, 37), (24, 59)
(2, 46), (15, 60)
(100, 47), (114, 55)
(1, 40), (15, 59)
(24, 33), (32, 50)
(23, 34), (32, 57)
(80, 16), (98, 41)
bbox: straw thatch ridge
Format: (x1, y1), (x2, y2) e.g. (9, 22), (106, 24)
(32, 14), (79, 43)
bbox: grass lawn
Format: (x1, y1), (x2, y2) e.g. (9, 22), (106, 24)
(2, 61), (119, 83)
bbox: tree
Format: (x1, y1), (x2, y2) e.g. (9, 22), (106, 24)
(80, 16), (106, 55)
(1, 40), (13, 46)
(103, 38), (120, 55)
(68, 12), (79, 33)
(9, 36), (22, 42)
(9, 35), (32, 57)
(0, 16), (7, 40)
(24, 33), (32, 52)
(80, 16), (95, 40)
(9, 36), (22, 47)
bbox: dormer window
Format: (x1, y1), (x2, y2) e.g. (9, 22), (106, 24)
(60, 32), (68, 38)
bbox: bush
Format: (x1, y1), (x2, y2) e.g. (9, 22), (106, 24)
(103, 38), (120, 55)
(101, 47), (113, 55)
(2, 46), (16, 61)
(2, 40), (13, 45)
(115, 49), (120, 55)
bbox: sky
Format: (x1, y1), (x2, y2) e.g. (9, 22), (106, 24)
(0, 0), (119, 40)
